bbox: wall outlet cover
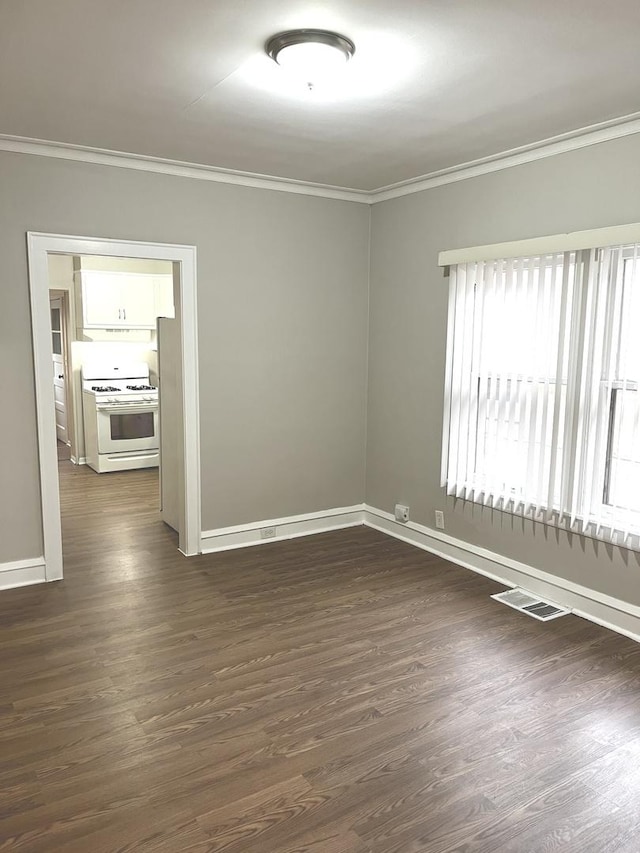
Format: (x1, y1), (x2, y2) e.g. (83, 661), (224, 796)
(260, 526), (277, 539)
(435, 510), (445, 529)
(395, 504), (410, 523)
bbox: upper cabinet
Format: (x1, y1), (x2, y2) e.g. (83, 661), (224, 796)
(78, 271), (174, 330)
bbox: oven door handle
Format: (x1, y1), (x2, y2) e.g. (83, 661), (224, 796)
(97, 403), (158, 414)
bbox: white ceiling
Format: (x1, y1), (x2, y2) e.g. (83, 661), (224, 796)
(2, 0), (640, 191)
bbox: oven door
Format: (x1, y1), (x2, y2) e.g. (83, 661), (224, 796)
(95, 402), (158, 454)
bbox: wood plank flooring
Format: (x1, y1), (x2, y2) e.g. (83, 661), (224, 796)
(1, 460), (640, 851)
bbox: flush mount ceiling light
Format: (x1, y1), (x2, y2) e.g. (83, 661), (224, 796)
(265, 29), (355, 91)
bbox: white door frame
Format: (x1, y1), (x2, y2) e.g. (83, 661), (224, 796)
(27, 233), (201, 581)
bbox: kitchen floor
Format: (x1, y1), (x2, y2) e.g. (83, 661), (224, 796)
(57, 456), (175, 569)
(1, 466), (640, 850)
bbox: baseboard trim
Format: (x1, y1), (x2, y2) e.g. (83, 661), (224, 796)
(0, 557), (47, 590)
(363, 505), (640, 644)
(201, 505), (365, 553)
(4, 503), (638, 641)
(70, 456), (87, 465)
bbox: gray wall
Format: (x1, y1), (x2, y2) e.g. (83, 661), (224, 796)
(0, 151), (369, 563)
(367, 133), (640, 607)
(6, 132), (640, 611)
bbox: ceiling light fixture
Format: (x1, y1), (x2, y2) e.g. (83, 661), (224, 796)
(265, 29), (355, 91)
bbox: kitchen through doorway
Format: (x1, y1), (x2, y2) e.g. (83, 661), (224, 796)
(28, 234), (200, 585)
(48, 253), (180, 562)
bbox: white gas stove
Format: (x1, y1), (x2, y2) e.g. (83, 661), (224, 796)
(82, 362), (159, 473)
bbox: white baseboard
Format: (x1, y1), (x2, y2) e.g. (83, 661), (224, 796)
(201, 505), (365, 553)
(364, 505), (640, 644)
(4, 500), (636, 644)
(0, 557), (47, 590)
(70, 456), (86, 465)
(200, 500), (640, 642)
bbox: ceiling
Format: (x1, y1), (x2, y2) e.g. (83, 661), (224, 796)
(1, 0), (640, 191)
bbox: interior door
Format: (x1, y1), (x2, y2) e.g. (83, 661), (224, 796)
(50, 297), (67, 444)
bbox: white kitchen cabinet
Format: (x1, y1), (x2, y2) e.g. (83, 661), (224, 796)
(117, 275), (157, 327)
(79, 271), (173, 329)
(81, 271), (123, 327)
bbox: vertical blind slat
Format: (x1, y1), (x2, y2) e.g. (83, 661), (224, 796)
(441, 265), (458, 488)
(475, 261), (490, 501)
(546, 253), (569, 518)
(514, 257), (528, 510)
(523, 255), (540, 516)
(456, 264), (475, 499)
(448, 264), (465, 496)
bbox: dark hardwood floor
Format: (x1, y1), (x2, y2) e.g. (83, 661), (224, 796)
(1, 461), (640, 851)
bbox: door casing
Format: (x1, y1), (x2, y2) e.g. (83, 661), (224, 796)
(27, 233), (201, 581)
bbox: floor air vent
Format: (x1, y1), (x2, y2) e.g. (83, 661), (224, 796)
(491, 588), (570, 621)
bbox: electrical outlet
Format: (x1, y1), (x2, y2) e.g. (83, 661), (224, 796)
(395, 504), (410, 523)
(435, 510), (445, 529)
(260, 526), (277, 540)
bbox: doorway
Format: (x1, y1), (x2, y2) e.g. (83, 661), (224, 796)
(28, 234), (201, 582)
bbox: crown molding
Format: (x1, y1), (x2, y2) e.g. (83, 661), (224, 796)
(2, 111), (640, 206)
(369, 111), (640, 203)
(0, 134), (370, 204)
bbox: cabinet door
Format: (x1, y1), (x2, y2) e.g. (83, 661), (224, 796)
(119, 275), (157, 328)
(82, 271), (124, 327)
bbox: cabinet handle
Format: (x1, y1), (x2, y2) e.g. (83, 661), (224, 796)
(58, 374), (64, 379)
(123, 308), (126, 320)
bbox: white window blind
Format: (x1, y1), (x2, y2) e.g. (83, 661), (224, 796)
(441, 243), (640, 546)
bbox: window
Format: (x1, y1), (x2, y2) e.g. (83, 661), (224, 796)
(51, 305), (62, 355)
(441, 240), (640, 546)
